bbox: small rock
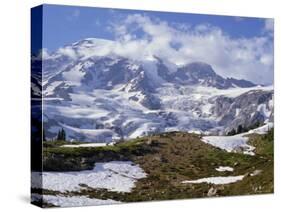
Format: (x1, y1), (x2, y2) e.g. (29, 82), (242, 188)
(153, 156), (161, 161)
(207, 187), (217, 197)
(234, 162), (240, 167)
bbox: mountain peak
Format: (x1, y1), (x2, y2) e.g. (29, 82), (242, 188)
(175, 61), (256, 89)
(42, 37), (256, 92)
(185, 61), (213, 69)
(182, 62), (216, 76)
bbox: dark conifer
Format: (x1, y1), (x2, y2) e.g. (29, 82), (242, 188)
(57, 129), (62, 140)
(61, 128), (66, 141)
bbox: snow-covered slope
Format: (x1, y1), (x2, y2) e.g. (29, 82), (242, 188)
(33, 38), (274, 142)
(202, 122), (273, 155)
(32, 161), (146, 193)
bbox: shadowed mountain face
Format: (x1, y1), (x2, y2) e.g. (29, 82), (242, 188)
(32, 38), (273, 142)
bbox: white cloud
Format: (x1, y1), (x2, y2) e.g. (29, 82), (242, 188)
(55, 14), (274, 85)
(57, 46), (77, 59)
(39, 48), (51, 60)
(106, 14), (273, 84)
(263, 19), (274, 39)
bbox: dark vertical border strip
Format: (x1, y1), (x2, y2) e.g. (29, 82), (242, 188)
(31, 5), (43, 208)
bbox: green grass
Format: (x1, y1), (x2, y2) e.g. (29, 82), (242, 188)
(248, 128), (274, 156)
(43, 136), (156, 171)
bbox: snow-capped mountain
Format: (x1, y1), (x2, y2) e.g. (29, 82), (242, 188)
(32, 38), (274, 142)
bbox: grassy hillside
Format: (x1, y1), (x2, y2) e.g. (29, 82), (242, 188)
(40, 130), (273, 203)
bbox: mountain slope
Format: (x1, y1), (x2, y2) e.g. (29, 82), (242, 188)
(32, 38), (273, 142)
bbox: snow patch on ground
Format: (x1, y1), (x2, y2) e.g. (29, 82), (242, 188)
(202, 133), (254, 155)
(31, 193), (120, 207)
(182, 175), (244, 185)
(188, 129), (203, 134)
(202, 123), (273, 155)
(60, 123), (118, 142)
(32, 161), (146, 193)
(215, 166), (234, 172)
(248, 122), (273, 134)
(62, 142), (115, 148)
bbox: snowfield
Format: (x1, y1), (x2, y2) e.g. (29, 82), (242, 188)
(31, 194), (120, 207)
(201, 123), (273, 155)
(32, 161), (147, 193)
(182, 175), (244, 185)
(248, 122), (274, 134)
(42, 68), (274, 142)
(194, 85), (273, 99)
(202, 133), (254, 155)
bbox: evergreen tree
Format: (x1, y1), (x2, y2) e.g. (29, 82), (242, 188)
(61, 128), (66, 141)
(237, 125), (243, 134)
(57, 128), (66, 141)
(57, 129), (62, 140)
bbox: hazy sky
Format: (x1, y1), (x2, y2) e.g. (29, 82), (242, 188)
(40, 4), (274, 84)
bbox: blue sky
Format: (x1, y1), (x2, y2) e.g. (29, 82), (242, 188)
(37, 4), (273, 84)
(42, 4), (269, 52)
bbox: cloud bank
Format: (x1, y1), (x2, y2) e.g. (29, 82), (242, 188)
(47, 14), (274, 85)
(109, 14), (273, 85)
